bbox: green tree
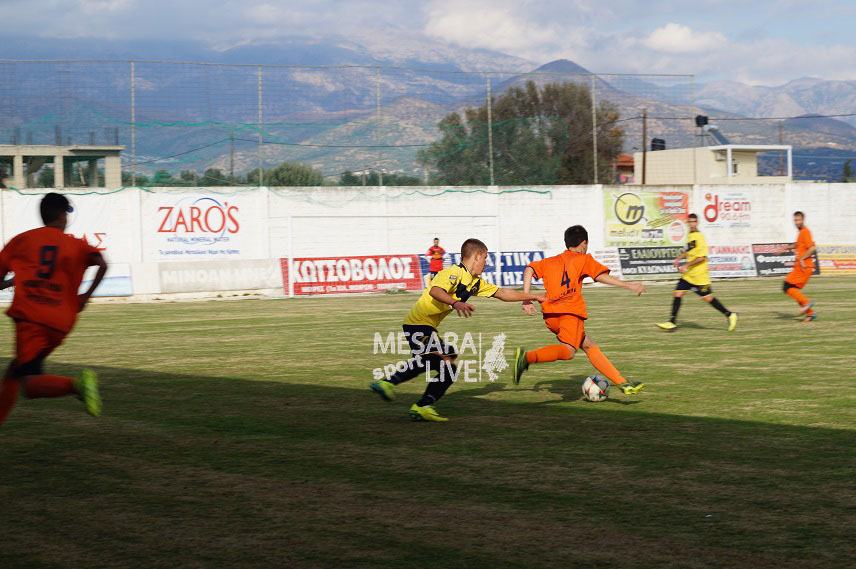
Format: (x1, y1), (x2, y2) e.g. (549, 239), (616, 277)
(842, 160), (853, 182)
(419, 80), (624, 185)
(198, 168), (230, 186)
(152, 170), (174, 185)
(248, 161), (324, 186)
(339, 170), (362, 185)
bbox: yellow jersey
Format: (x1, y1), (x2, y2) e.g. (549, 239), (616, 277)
(404, 264), (499, 328)
(683, 230), (710, 285)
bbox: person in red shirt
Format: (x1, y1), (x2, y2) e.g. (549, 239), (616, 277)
(0, 193), (107, 425)
(426, 238), (445, 279)
(783, 211), (817, 322)
(512, 225), (646, 395)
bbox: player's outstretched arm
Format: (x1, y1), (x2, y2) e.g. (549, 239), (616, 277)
(520, 266), (538, 315)
(595, 272), (646, 296)
(429, 286), (475, 318)
(78, 252), (108, 312)
(493, 288), (545, 304)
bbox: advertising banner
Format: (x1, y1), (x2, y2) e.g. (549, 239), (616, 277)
(618, 246), (684, 279)
(708, 245), (757, 278)
(281, 254), (423, 295)
(160, 259), (282, 293)
(700, 190), (752, 228)
(441, 251), (545, 287)
(141, 191), (267, 261)
(590, 248), (622, 279)
(752, 243), (821, 277)
(818, 245), (856, 274)
(604, 189), (690, 247)
(2, 191), (137, 263)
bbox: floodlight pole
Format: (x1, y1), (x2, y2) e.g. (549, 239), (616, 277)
(641, 109), (648, 185)
(375, 67), (383, 186)
(130, 61), (136, 187)
(257, 65), (264, 188)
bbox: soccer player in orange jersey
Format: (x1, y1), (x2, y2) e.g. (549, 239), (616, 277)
(0, 193), (108, 425)
(512, 225), (646, 395)
(783, 211), (817, 322)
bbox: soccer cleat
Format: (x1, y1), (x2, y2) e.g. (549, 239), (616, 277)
(617, 381), (646, 396)
(408, 403), (448, 422)
(804, 313), (817, 323)
(512, 346), (528, 385)
(74, 369), (102, 417)
(727, 312), (738, 332)
(656, 321), (677, 331)
(370, 379), (395, 401)
(799, 302), (814, 315)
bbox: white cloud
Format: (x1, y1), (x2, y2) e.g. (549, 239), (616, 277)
(643, 23), (726, 54)
(423, 0), (565, 60)
(79, 0), (133, 13)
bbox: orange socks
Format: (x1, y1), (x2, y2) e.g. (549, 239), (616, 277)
(526, 344), (573, 364)
(786, 287), (814, 315)
(0, 379), (20, 424)
(22, 375), (76, 399)
(584, 346), (627, 385)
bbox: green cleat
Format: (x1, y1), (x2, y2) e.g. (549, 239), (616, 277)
(74, 369), (102, 417)
(512, 346), (528, 385)
(656, 321), (677, 331)
(618, 381), (646, 396)
(370, 379), (395, 401)
(727, 312), (738, 332)
(408, 403), (448, 422)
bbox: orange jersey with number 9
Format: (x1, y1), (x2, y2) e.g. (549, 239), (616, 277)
(527, 250), (609, 319)
(0, 227), (101, 333)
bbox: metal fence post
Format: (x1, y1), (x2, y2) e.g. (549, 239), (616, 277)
(257, 64), (264, 187)
(130, 61), (136, 187)
(486, 74), (495, 186)
(591, 74), (598, 185)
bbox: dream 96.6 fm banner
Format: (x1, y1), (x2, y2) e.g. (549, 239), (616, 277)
(281, 254), (424, 295)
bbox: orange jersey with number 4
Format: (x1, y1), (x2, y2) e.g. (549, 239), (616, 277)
(527, 250), (609, 319)
(0, 227), (100, 333)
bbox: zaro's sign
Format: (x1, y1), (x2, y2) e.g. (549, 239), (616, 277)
(157, 197), (240, 237)
(281, 254), (423, 295)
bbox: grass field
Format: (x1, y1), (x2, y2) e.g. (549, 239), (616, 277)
(1, 276), (855, 568)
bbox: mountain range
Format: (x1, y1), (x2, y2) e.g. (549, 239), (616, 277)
(1, 35), (854, 182)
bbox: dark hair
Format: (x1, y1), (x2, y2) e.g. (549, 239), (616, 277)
(688, 213), (698, 220)
(40, 192), (71, 224)
(793, 211), (805, 217)
(461, 238), (488, 258)
(433, 237), (439, 241)
(564, 225), (588, 248)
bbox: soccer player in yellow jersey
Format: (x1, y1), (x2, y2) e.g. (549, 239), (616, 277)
(657, 213), (738, 332)
(370, 238), (545, 422)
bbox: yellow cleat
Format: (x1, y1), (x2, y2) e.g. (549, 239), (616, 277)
(727, 312), (738, 332)
(74, 369), (102, 417)
(656, 321), (677, 331)
(370, 380), (395, 401)
(618, 382), (646, 396)
(408, 403), (448, 422)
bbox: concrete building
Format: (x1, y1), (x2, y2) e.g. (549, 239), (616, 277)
(0, 144), (124, 189)
(633, 144), (793, 185)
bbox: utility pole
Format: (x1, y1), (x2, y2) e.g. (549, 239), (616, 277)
(641, 109), (648, 185)
(130, 61), (136, 187)
(778, 122), (785, 176)
(486, 74), (495, 185)
(375, 67), (383, 186)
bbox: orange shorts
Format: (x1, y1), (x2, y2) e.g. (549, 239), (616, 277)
(785, 267), (812, 289)
(543, 313), (586, 349)
(14, 320), (67, 368)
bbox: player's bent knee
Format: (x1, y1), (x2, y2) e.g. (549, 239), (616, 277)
(702, 295), (714, 302)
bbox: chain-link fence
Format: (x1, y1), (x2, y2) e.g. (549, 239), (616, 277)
(14, 59), (828, 187)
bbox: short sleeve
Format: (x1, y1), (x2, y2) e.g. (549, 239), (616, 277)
(583, 254), (609, 280)
(527, 259), (544, 279)
(0, 234), (21, 276)
(475, 279), (499, 298)
(802, 229), (815, 248)
(430, 267), (459, 292)
(78, 236), (102, 262)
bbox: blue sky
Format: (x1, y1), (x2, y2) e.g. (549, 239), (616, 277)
(4, 0), (856, 83)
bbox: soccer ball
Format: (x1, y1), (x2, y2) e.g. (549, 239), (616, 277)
(582, 375), (610, 402)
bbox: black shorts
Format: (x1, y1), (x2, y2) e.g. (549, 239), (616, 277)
(401, 324), (457, 359)
(675, 278), (712, 296)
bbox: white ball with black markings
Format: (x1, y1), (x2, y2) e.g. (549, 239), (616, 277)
(582, 375), (610, 402)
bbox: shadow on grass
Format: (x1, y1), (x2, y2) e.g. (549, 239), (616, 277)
(1, 359), (854, 569)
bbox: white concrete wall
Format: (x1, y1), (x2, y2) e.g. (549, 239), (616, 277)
(0, 184), (853, 299)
